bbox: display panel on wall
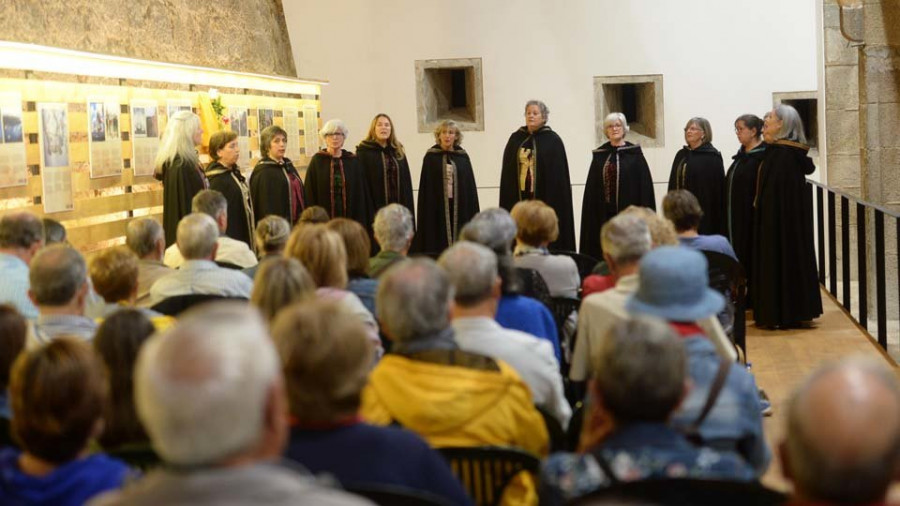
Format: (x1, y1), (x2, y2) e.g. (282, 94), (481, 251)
(0, 44), (324, 253)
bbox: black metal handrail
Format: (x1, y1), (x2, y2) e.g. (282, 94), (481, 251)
(807, 179), (900, 350)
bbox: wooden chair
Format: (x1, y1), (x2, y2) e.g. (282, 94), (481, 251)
(438, 446), (540, 506)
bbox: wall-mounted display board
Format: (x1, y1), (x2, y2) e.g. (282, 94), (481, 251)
(0, 42), (325, 253)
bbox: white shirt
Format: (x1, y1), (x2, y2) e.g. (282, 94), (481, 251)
(149, 259), (253, 306)
(452, 316), (571, 428)
(164, 236), (258, 269)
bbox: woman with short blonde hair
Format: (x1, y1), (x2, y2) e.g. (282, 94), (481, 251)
(327, 218), (378, 315)
(511, 200), (579, 298)
(250, 257), (315, 322)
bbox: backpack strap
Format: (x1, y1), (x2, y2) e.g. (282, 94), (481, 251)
(689, 356), (732, 432)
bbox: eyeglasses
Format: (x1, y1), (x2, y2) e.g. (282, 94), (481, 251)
(325, 132), (345, 138)
(684, 126), (703, 132)
(607, 124), (624, 130)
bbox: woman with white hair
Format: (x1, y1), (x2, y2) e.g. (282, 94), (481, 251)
(304, 119), (374, 234)
(579, 112), (655, 260)
(154, 111), (207, 246)
(667, 117), (726, 236)
(499, 100), (576, 251)
(752, 104), (821, 328)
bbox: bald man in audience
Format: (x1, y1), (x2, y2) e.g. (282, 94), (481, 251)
(781, 358), (900, 505)
(0, 213), (43, 320)
(125, 217), (172, 307)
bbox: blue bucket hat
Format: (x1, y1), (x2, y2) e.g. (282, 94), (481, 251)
(625, 246), (724, 322)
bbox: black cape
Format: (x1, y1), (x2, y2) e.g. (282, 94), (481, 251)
(499, 126), (576, 251)
(158, 154), (206, 247)
(305, 150), (375, 235)
(412, 145), (480, 254)
(725, 144), (766, 282)
(751, 140), (822, 327)
(579, 141), (655, 259)
(356, 140), (416, 228)
(249, 157), (305, 226)
(206, 161), (255, 250)
(667, 143), (726, 236)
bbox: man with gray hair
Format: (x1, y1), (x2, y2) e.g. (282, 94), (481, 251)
(90, 303), (369, 506)
(0, 212), (43, 319)
(29, 244), (97, 343)
(368, 204), (414, 278)
(163, 189), (258, 269)
(780, 358), (900, 505)
(439, 241), (570, 428)
(541, 317), (754, 503)
(126, 217), (173, 307)
(149, 213), (253, 306)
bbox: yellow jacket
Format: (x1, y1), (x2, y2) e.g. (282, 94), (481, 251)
(361, 352), (549, 505)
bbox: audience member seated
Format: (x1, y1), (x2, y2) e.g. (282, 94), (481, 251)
(369, 203), (414, 278)
(163, 190), (258, 269)
(93, 310), (156, 457)
(125, 218), (173, 307)
(30, 245), (97, 344)
(0, 305), (26, 447)
(460, 208), (560, 361)
(285, 224), (382, 357)
(0, 338), (129, 505)
(88, 246), (172, 330)
(0, 212), (43, 320)
(148, 213), (253, 306)
(90, 303), (368, 506)
(664, 190), (737, 259)
(361, 259), (548, 505)
(626, 246), (769, 474)
(273, 299), (472, 505)
(41, 218), (67, 245)
(439, 241), (571, 428)
(781, 358), (900, 506)
(243, 215), (290, 280)
(299, 205), (330, 225)
(250, 257), (315, 323)
(540, 317), (754, 505)
(511, 200), (579, 298)
(327, 218), (378, 315)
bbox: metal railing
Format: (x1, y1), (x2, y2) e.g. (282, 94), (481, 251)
(808, 179), (900, 350)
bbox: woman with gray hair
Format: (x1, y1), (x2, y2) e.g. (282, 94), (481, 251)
(304, 119), (374, 235)
(667, 117), (726, 236)
(249, 125), (305, 227)
(752, 105), (821, 328)
(154, 110), (207, 246)
(500, 100), (576, 251)
(580, 112), (656, 260)
(412, 119), (479, 254)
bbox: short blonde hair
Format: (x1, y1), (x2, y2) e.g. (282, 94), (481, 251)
(620, 206), (679, 247)
(250, 257), (316, 322)
(432, 120), (463, 145)
(89, 246), (139, 303)
(284, 224), (348, 289)
(271, 299), (372, 423)
(511, 200), (559, 246)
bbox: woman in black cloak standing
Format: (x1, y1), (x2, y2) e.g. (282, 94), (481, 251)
(154, 111), (207, 247)
(412, 120), (479, 254)
(751, 104), (822, 328)
(206, 130), (255, 250)
(725, 114), (766, 283)
(579, 112), (655, 260)
(356, 114), (415, 226)
(249, 125), (305, 227)
(499, 100), (575, 251)
(667, 117), (726, 236)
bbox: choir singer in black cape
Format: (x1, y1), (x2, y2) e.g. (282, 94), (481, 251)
(668, 117), (726, 236)
(579, 112), (655, 260)
(154, 111), (207, 247)
(412, 120), (479, 254)
(249, 125), (306, 227)
(499, 100), (575, 251)
(751, 105), (822, 328)
(304, 119), (374, 235)
(356, 114), (415, 227)
(206, 130), (255, 250)
(725, 114), (766, 286)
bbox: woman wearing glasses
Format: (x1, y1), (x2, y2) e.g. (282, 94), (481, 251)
(579, 112), (655, 260)
(667, 117), (726, 235)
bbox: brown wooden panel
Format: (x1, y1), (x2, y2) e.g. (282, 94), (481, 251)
(67, 212), (162, 249)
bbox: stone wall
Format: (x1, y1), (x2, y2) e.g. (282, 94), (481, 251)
(0, 0), (296, 77)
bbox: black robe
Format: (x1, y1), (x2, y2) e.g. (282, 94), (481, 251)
(206, 161), (255, 251)
(158, 154), (207, 247)
(249, 157), (305, 226)
(668, 143), (726, 236)
(305, 149), (374, 235)
(725, 144), (766, 282)
(751, 140), (822, 327)
(499, 126), (576, 251)
(412, 145), (479, 254)
(579, 141), (655, 260)
(356, 140), (416, 228)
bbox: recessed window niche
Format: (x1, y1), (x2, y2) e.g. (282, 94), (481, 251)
(593, 74), (664, 148)
(415, 58), (484, 132)
(774, 91), (819, 151)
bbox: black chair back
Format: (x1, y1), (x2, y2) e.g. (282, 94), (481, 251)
(150, 294), (249, 317)
(548, 250), (601, 281)
(344, 484), (453, 506)
(536, 405), (567, 452)
(566, 401), (585, 452)
(215, 260), (244, 270)
(701, 250), (747, 358)
(106, 444), (161, 472)
(515, 267), (553, 309)
(570, 477), (787, 506)
(438, 446), (540, 506)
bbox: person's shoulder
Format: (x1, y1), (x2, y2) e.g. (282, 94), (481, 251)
(541, 452), (609, 501)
